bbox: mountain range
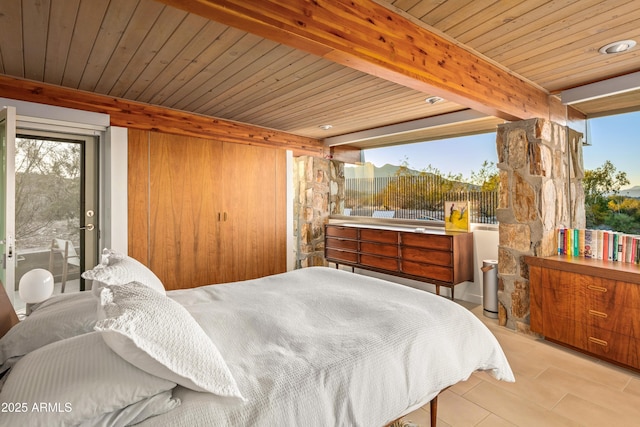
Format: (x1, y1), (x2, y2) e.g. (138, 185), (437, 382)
(346, 164), (640, 199)
(621, 186), (640, 199)
(344, 162), (479, 190)
(344, 163), (406, 179)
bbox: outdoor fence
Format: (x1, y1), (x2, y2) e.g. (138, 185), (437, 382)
(344, 176), (499, 224)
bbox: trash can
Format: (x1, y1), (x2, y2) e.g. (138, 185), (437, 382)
(481, 259), (498, 319)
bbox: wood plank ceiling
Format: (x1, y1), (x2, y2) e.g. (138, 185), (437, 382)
(0, 0), (638, 150)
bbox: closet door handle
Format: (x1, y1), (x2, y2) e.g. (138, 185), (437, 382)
(224, 212), (227, 221)
(587, 285), (607, 293)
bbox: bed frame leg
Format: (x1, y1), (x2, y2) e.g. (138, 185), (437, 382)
(430, 395), (438, 427)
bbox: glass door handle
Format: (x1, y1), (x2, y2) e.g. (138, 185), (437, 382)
(79, 224), (95, 231)
(0, 236), (14, 258)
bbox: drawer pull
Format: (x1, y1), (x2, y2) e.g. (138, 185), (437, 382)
(587, 285), (607, 293)
(588, 310), (608, 318)
(588, 337), (608, 347)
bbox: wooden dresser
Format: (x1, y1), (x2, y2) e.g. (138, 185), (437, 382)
(526, 256), (640, 371)
(325, 223), (473, 299)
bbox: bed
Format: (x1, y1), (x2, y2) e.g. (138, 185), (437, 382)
(0, 250), (514, 427)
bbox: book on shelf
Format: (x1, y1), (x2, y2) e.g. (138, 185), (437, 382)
(578, 229), (585, 257)
(557, 228), (565, 255)
(555, 227), (640, 265)
(624, 234), (633, 262)
(584, 230), (594, 258)
(596, 230), (604, 260)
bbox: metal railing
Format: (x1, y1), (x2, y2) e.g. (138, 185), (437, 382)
(344, 176), (498, 224)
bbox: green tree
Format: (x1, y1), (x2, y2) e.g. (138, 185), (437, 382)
(380, 160), (468, 214)
(583, 160), (630, 229)
(15, 139), (80, 247)
(470, 161), (499, 191)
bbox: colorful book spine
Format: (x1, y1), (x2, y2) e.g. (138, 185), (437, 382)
(557, 228), (565, 255)
(591, 230), (599, 260)
(554, 228), (640, 264)
(584, 230), (594, 258)
(596, 230), (604, 260)
(624, 235), (632, 263)
(619, 234), (624, 261)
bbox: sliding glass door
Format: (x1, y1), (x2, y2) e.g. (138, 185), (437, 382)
(1, 106), (99, 312)
(0, 107), (16, 304)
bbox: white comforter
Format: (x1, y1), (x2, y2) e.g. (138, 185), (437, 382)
(139, 267), (514, 427)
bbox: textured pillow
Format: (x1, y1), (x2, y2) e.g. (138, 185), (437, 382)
(82, 248), (166, 295)
(0, 332), (179, 427)
(95, 282), (244, 399)
(0, 291), (96, 369)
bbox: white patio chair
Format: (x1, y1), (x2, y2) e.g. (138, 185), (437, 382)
(48, 239), (80, 293)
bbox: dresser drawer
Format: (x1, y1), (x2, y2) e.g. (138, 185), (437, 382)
(360, 242), (397, 257)
(401, 246), (452, 267)
(325, 248), (358, 264)
(360, 254), (399, 271)
(360, 228), (398, 244)
(326, 237), (358, 251)
(579, 305), (640, 338)
(401, 232), (452, 251)
(573, 323), (640, 370)
(577, 277), (640, 310)
(401, 260), (453, 283)
(541, 314), (640, 369)
(326, 225), (358, 239)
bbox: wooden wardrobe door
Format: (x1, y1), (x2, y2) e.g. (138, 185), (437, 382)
(128, 129), (151, 266)
(220, 143), (286, 283)
(148, 133), (223, 290)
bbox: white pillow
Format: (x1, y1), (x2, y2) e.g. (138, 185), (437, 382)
(95, 282), (244, 399)
(0, 291), (97, 369)
(0, 332), (179, 426)
(82, 248), (166, 295)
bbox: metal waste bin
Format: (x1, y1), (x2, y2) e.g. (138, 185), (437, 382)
(481, 259), (498, 319)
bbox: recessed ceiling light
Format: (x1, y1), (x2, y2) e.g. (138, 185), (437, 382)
(319, 124), (333, 130)
(425, 96), (444, 105)
(599, 39), (636, 54)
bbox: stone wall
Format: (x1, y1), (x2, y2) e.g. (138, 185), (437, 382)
(496, 118), (584, 332)
(293, 156), (345, 268)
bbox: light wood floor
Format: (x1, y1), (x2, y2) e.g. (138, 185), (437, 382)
(404, 302), (640, 427)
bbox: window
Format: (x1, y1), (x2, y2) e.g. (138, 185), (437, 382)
(583, 111), (640, 233)
(344, 133), (498, 224)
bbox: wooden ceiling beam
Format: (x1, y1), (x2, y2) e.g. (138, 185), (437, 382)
(158, 0), (551, 121)
(0, 75), (326, 157)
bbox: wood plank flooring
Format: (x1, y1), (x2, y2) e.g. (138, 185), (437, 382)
(405, 302), (640, 426)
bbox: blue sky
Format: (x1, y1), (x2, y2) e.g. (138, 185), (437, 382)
(359, 111), (640, 189)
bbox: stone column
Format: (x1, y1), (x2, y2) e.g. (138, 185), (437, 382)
(293, 156), (345, 268)
(496, 119), (584, 332)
